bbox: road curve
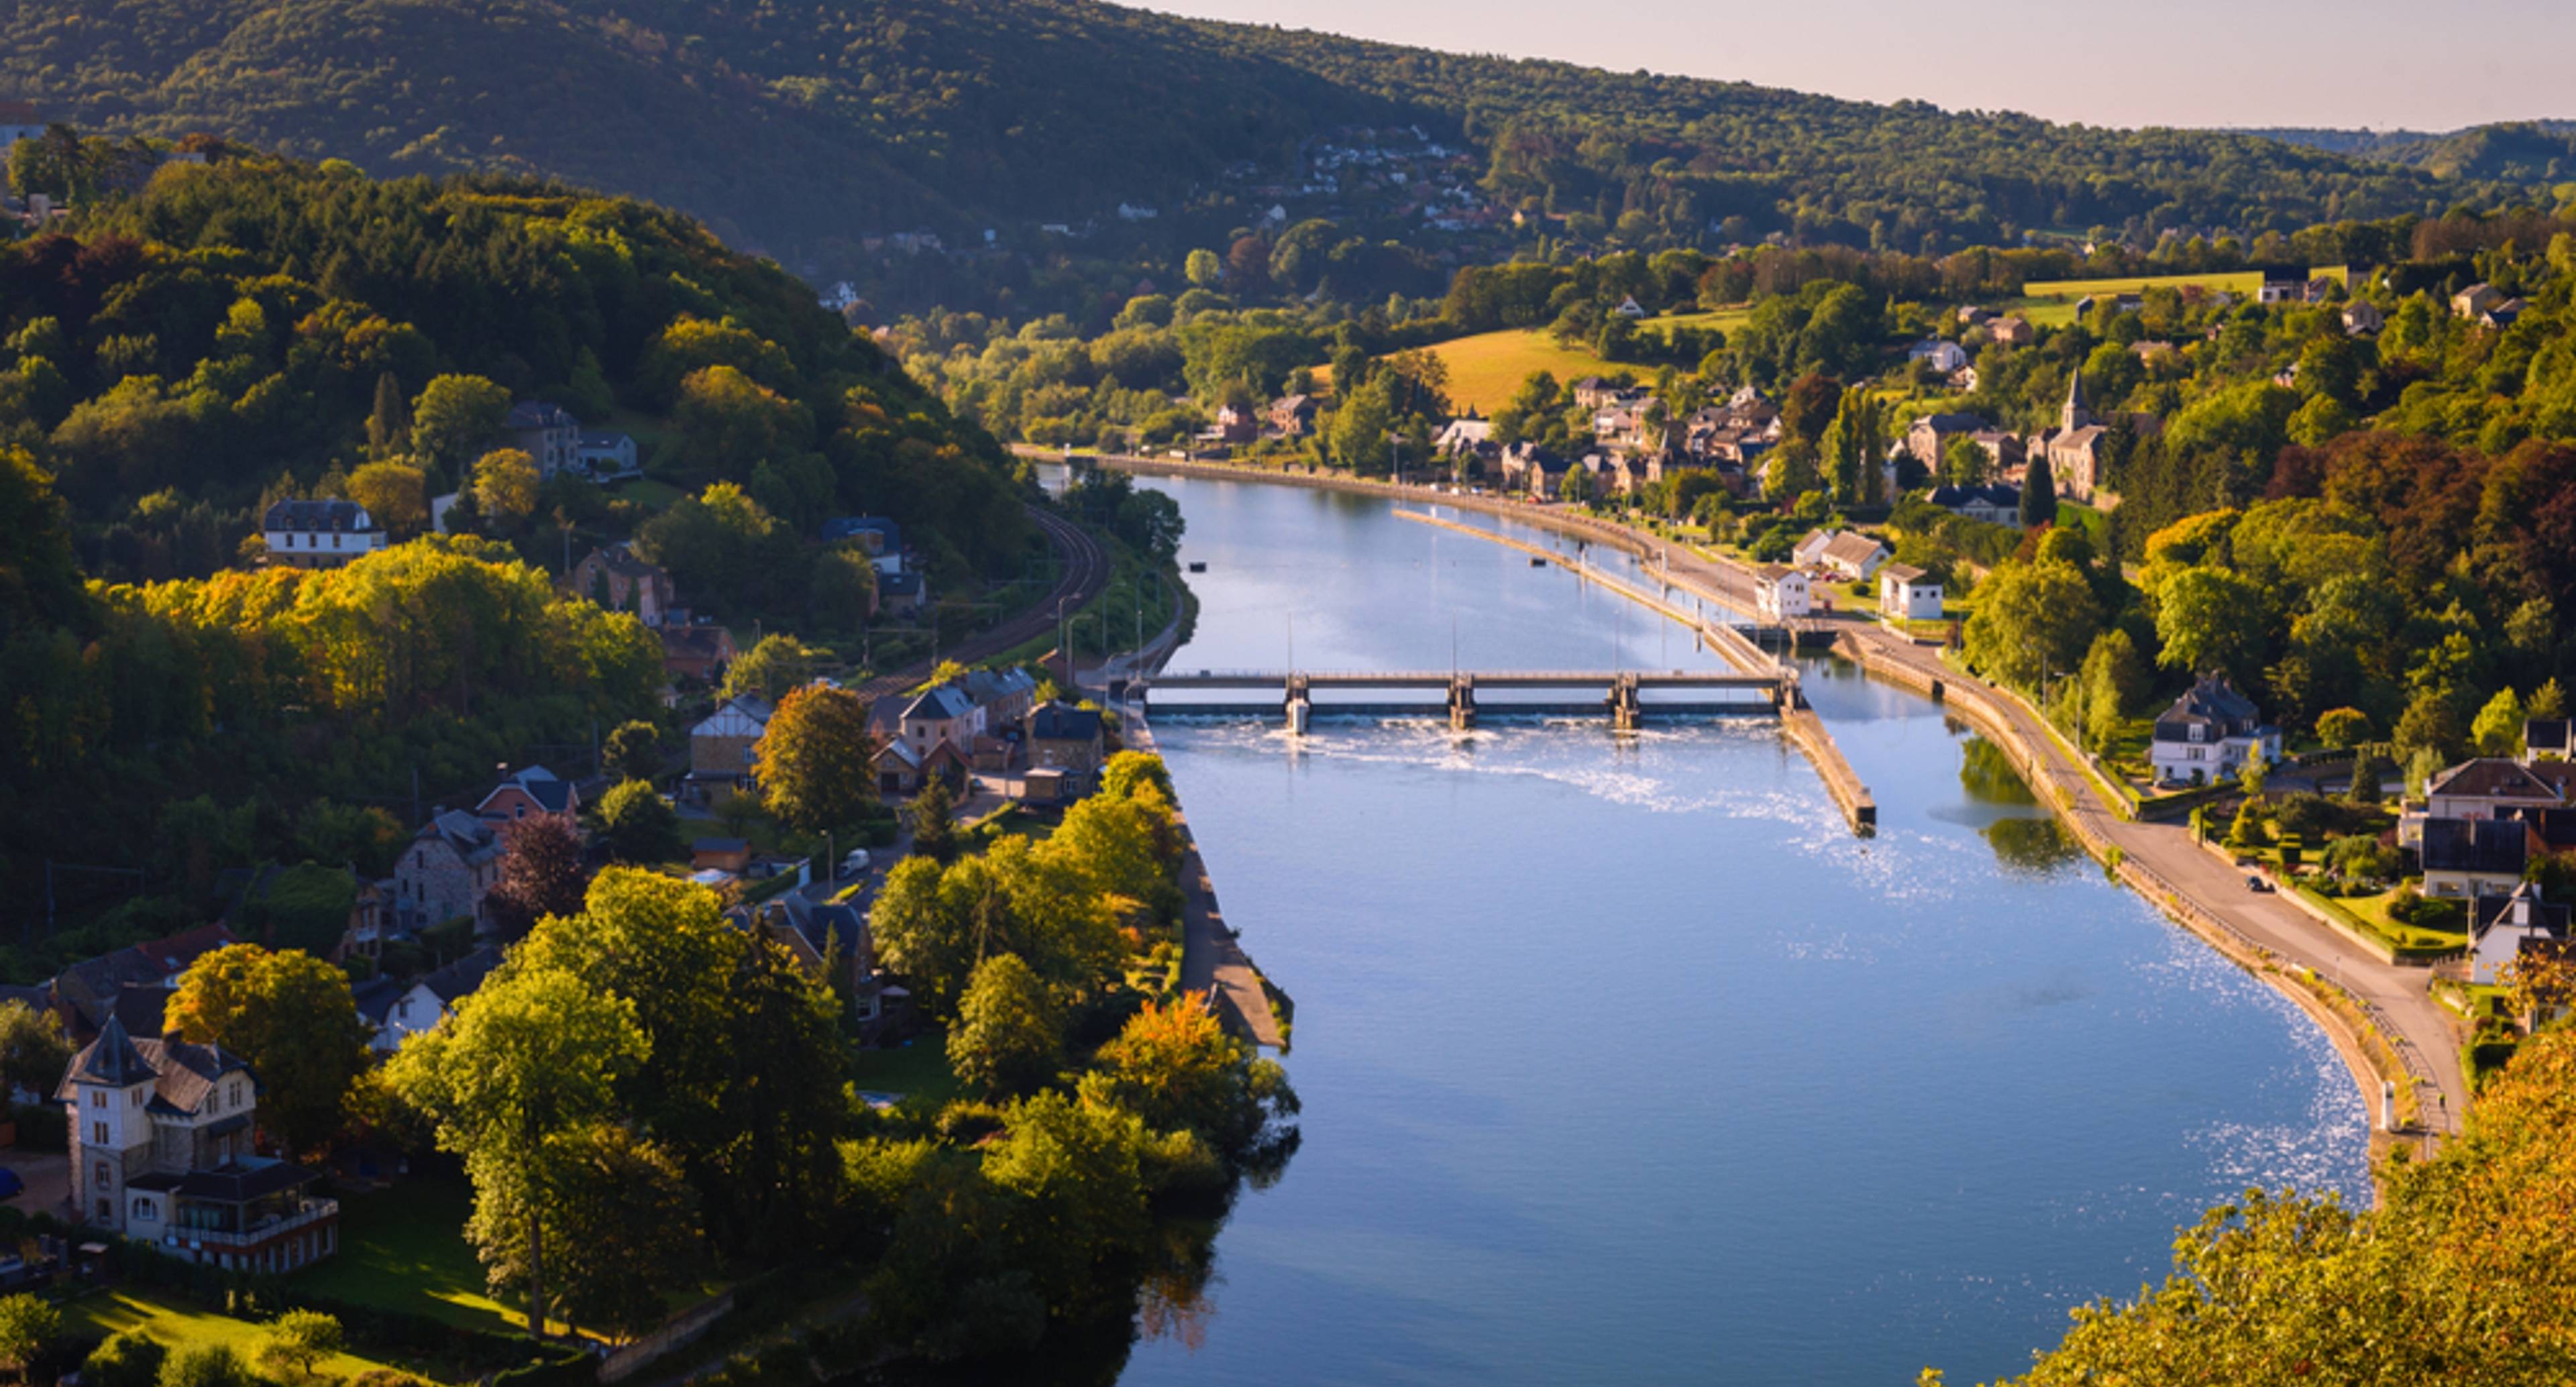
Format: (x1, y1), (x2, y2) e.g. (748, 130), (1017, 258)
(852, 503), (1108, 703)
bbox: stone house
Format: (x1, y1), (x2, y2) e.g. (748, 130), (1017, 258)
(2147, 675), (2281, 786)
(1028, 702), (1107, 774)
(392, 810), (503, 930)
(568, 545), (677, 627)
(504, 400), (582, 478)
(262, 500), (386, 569)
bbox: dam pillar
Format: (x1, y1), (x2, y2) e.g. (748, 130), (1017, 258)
(1608, 673), (1642, 732)
(1448, 675), (1478, 731)
(1285, 674), (1311, 736)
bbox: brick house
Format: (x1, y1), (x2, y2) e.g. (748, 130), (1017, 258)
(474, 765), (580, 824)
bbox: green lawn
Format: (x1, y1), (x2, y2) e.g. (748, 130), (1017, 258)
(850, 1030), (959, 1107)
(289, 1182), (523, 1337)
(66, 1288), (440, 1380)
(610, 476), (684, 510)
(2293, 883), (2465, 960)
(2019, 266), (2348, 300)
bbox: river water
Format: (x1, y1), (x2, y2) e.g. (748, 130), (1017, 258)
(1110, 478), (2365, 1386)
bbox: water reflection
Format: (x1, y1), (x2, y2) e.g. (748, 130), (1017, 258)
(1958, 734), (2038, 806)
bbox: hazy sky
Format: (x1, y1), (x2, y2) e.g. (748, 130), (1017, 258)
(1148, 0), (2575, 132)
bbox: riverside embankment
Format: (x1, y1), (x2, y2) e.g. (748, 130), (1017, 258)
(1058, 448), (2463, 1142)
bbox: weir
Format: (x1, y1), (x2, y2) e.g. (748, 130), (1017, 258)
(1141, 668), (1788, 727)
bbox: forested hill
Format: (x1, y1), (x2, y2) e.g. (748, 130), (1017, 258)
(2245, 121), (2576, 184)
(1, 0), (2542, 283)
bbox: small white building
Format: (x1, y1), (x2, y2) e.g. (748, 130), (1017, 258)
(2147, 675), (2282, 786)
(1754, 565), (1811, 622)
(262, 500), (386, 569)
(1907, 339), (1969, 374)
(362, 947), (504, 1054)
(1877, 563), (1943, 623)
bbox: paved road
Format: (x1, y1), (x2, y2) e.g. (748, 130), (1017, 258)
(1843, 624), (2470, 1134)
(851, 503), (1108, 704)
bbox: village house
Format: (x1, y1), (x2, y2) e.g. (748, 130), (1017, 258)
(567, 544), (677, 626)
(2147, 675), (2281, 786)
(2422, 758), (2571, 825)
(690, 695), (773, 789)
(357, 947), (503, 1055)
(900, 683), (983, 756)
(1905, 412), (1986, 469)
(1925, 484), (2021, 528)
(2452, 283), (2507, 319)
(1613, 296), (1647, 319)
(61, 1017), (339, 1272)
(2469, 882), (2569, 985)
(576, 431), (638, 478)
(822, 516), (906, 575)
(2526, 718), (2576, 763)
(1986, 316), (2035, 347)
(2343, 302), (2385, 336)
(964, 667), (1040, 727)
(1268, 395), (1319, 439)
(261, 500), (386, 569)
(52, 926), (236, 1041)
(1907, 339), (1969, 374)
(504, 400), (582, 479)
(2420, 818), (2529, 899)
(2256, 268), (2307, 305)
(1205, 404), (1260, 445)
(1028, 701), (1107, 774)
(872, 736), (969, 796)
(392, 810), (504, 931)
(1877, 563), (1943, 623)
(1816, 531), (1890, 581)
(661, 621), (737, 688)
(879, 571), (929, 619)
(474, 765), (579, 824)
(1754, 565), (1811, 622)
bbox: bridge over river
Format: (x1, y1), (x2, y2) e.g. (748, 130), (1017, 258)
(1140, 667), (1794, 732)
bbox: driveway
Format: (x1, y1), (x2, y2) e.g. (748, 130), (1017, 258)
(3, 1151), (69, 1219)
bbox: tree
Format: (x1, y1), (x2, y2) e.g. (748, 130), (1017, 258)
(166, 945), (369, 1157)
(2224, 798), (2259, 848)
(474, 1121), (699, 1341)
(254, 1311), (343, 1382)
(951, 954), (1060, 1097)
(595, 779), (684, 863)
(0, 1001), (70, 1101)
(910, 774), (960, 864)
(1559, 461), (1593, 505)
(156, 1344), (254, 1387)
(0, 1294), (56, 1383)
(2471, 687), (2528, 757)
(386, 964), (649, 1339)
(2154, 567), (2268, 677)
(83, 1331), (165, 1387)
(867, 856), (977, 1009)
(1099, 751), (1175, 803)
(346, 461), (427, 535)
(2316, 708), (2371, 749)
(2078, 629), (2148, 751)
(810, 547), (879, 630)
(1940, 433), (1989, 486)
(486, 814), (588, 936)
(1328, 378), (1393, 476)
(753, 684), (876, 832)
(412, 374), (512, 472)
(472, 449), (540, 530)
(1962, 559), (2101, 690)
(2019, 453), (2057, 529)
(722, 632), (822, 703)
(2239, 746), (2271, 799)
(2530, 678), (2568, 722)
(365, 371), (412, 458)
(604, 720), (661, 782)
(1183, 249), (1224, 288)
(1079, 993), (1297, 1159)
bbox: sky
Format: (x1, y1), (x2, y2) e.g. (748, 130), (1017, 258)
(1147, 0), (2576, 133)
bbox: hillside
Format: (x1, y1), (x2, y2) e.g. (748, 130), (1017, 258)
(1, 0), (2540, 291)
(2246, 120), (2576, 184)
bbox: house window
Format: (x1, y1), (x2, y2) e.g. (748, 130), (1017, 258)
(97, 1199), (112, 1219)
(133, 1198), (156, 1220)
(93, 1123), (108, 1145)
(2190, 725), (2206, 743)
(93, 1162), (109, 1186)
(229, 1080), (244, 1107)
(90, 1091), (104, 1109)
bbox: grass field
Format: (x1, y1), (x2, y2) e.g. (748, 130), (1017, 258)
(850, 1030), (959, 1107)
(290, 1182), (522, 1337)
(1328, 308), (1753, 414)
(66, 1288), (439, 1380)
(2018, 266), (2349, 304)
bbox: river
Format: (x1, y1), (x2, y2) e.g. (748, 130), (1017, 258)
(1106, 476), (2366, 1386)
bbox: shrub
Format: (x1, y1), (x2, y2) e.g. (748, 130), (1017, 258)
(158, 1344), (255, 1387)
(87, 1330), (168, 1387)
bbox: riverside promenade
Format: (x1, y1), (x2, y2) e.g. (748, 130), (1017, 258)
(1059, 449), (2467, 1136)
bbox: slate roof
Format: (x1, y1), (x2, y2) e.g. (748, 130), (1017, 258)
(2154, 675), (2265, 741)
(1030, 702), (1104, 742)
(902, 685), (977, 723)
(1926, 484), (2021, 512)
(2474, 881), (2571, 937)
(56, 1017), (254, 1115)
(351, 977), (405, 1026)
(262, 499), (377, 534)
(56, 925), (235, 1031)
(880, 572), (925, 598)
(1819, 532), (1889, 570)
(504, 400), (578, 431)
(417, 810), (501, 865)
(2420, 817), (2529, 876)
(419, 946), (504, 1006)
(2428, 757), (2569, 805)
(163, 1160), (317, 1204)
(1881, 562), (1929, 584)
(822, 516), (902, 549)
(66, 1015), (154, 1088)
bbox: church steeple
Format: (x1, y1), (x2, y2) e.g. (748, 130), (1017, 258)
(2061, 368), (2092, 432)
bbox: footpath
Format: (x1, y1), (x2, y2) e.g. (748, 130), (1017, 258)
(1077, 450), (2467, 1133)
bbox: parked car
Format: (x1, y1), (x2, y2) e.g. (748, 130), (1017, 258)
(841, 848), (872, 878)
(0, 1168), (25, 1200)
(2245, 875), (2271, 893)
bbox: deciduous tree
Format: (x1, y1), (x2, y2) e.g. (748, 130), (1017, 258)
(345, 460), (426, 535)
(1962, 559), (2101, 689)
(951, 954), (1060, 1098)
(753, 684), (876, 832)
(167, 944), (369, 1157)
(411, 374), (511, 473)
(595, 779), (684, 863)
(485, 814), (588, 937)
(471, 448), (539, 530)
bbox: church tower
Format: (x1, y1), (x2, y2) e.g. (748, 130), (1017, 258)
(2061, 368), (2093, 433)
